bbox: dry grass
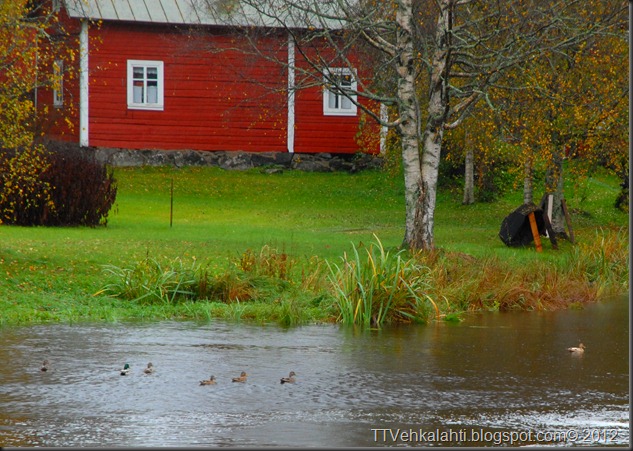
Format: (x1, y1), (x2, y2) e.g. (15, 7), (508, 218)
(414, 227), (628, 314)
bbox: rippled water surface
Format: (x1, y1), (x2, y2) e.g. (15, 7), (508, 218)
(0, 296), (628, 447)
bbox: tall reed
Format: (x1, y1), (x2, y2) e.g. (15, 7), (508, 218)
(97, 257), (197, 304)
(560, 226), (629, 298)
(96, 246), (323, 326)
(326, 235), (436, 327)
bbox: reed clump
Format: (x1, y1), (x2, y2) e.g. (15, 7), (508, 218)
(559, 226), (629, 299)
(97, 246), (324, 326)
(97, 257), (197, 304)
(326, 235), (439, 327)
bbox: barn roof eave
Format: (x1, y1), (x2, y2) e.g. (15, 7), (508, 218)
(62, 0), (347, 30)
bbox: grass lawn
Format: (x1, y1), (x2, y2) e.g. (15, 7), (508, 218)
(0, 165), (628, 326)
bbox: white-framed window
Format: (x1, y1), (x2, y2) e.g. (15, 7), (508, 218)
(323, 67), (357, 116)
(52, 0), (61, 13)
(127, 60), (164, 111)
(53, 59), (63, 107)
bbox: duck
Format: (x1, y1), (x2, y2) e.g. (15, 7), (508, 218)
(200, 375), (217, 385)
(143, 362), (154, 374)
(567, 343), (586, 354)
(40, 360), (50, 372)
(120, 363), (131, 375)
(280, 371), (296, 384)
(231, 371), (248, 383)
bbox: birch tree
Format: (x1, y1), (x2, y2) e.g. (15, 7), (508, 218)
(198, 0), (626, 250)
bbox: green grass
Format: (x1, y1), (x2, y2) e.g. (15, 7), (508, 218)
(0, 165), (628, 326)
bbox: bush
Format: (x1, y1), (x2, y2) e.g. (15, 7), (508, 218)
(0, 140), (117, 226)
(0, 144), (55, 225)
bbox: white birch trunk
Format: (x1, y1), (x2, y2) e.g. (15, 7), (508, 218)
(395, 0), (423, 248)
(523, 157), (533, 205)
(546, 150), (566, 236)
(463, 149), (474, 205)
(414, 0), (453, 250)
(79, 20), (89, 147)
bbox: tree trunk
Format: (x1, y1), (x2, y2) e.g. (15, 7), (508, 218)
(523, 156), (533, 205)
(463, 149), (474, 205)
(545, 149), (567, 237)
(396, 0), (423, 249)
(615, 168), (629, 211)
(413, 0), (453, 250)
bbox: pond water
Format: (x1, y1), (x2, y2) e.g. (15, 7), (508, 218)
(0, 296), (629, 447)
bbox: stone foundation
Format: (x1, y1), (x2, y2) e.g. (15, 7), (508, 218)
(91, 147), (383, 172)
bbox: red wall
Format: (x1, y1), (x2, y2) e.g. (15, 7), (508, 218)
(31, 3), (81, 143)
(44, 17), (376, 154)
(86, 22), (287, 152)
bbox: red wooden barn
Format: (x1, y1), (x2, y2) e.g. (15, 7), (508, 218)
(40, 0), (380, 155)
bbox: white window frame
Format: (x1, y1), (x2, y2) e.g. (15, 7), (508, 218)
(127, 60), (164, 111)
(53, 59), (63, 107)
(323, 67), (357, 116)
(52, 0), (61, 13)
